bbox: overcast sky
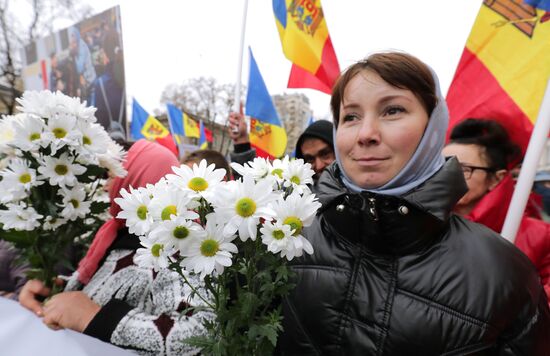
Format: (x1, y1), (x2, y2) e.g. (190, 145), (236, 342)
(74, 0), (482, 120)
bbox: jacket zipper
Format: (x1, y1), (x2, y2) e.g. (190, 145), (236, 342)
(367, 197), (379, 221)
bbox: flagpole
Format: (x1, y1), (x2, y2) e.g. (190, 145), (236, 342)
(501, 78), (550, 242)
(231, 0), (249, 133)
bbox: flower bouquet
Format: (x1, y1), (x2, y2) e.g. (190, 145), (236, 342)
(0, 90), (126, 291)
(115, 156), (321, 355)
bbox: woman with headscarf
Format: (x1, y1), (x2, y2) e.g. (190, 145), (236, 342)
(443, 118), (550, 303)
(278, 52), (550, 355)
(19, 140), (207, 355)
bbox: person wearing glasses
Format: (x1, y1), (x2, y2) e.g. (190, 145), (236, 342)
(228, 114), (335, 183)
(443, 118), (550, 302)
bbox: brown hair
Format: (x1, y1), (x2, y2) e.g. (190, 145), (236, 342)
(330, 52), (437, 128)
(182, 149), (232, 179)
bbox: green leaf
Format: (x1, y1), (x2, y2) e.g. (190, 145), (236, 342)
(0, 229), (36, 247)
(90, 201), (110, 214)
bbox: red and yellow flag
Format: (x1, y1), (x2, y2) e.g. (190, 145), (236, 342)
(272, 0), (340, 94)
(446, 1), (550, 152)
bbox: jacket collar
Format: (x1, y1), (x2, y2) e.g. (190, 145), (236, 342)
(315, 158), (468, 256)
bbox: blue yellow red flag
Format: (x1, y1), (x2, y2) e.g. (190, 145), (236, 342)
(199, 120), (208, 149)
(141, 116), (169, 140)
(272, 0), (340, 94)
(183, 112), (200, 138)
(165, 103), (199, 138)
(166, 103), (185, 136)
(246, 48), (287, 158)
(446, 1), (550, 153)
(130, 99), (149, 140)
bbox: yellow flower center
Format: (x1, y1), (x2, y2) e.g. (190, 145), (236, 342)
(53, 128), (67, 139)
(70, 199), (79, 208)
(54, 164), (68, 175)
(29, 133), (41, 141)
(290, 175), (301, 185)
(83, 135), (92, 145)
(188, 177), (209, 192)
(151, 243), (163, 257)
(173, 226), (190, 240)
(273, 229), (286, 240)
(271, 168), (283, 178)
(136, 205), (148, 220)
(161, 205), (177, 220)
(200, 239), (219, 257)
(19, 173), (31, 184)
(235, 197), (256, 217)
(283, 216), (303, 236)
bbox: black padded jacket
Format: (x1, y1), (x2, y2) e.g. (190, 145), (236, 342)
(279, 158), (550, 355)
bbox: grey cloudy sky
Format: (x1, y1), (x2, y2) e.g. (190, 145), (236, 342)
(64, 0), (483, 120)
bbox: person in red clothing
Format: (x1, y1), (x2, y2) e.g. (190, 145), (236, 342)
(443, 118), (550, 301)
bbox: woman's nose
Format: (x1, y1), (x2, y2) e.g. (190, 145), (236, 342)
(356, 118), (381, 145)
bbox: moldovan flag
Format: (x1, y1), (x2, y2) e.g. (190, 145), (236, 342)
(272, 0), (340, 94)
(141, 116), (169, 140)
(246, 48), (287, 159)
(446, 1), (550, 153)
(166, 103), (200, 138)
(198, 120), (208, 149)
(130, 98), (149, 140)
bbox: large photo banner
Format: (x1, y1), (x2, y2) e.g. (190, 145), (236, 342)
(21, 6), (126, 138)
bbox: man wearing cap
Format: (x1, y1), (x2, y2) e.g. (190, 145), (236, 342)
(228, 112), (335, 183)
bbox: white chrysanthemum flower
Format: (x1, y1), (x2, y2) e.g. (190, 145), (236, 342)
(230, 157), (272, 181)
(167, 160), (225, 200)
(0, 202), (43, 231)
(282, 158), (315, 194)
(16, 90), (96, 123)
(115, 186), (154, 236)
(180, 220), (237, 278)
(272, 191), (321, 236)
(77, 122), (109, 155)
(148, 186), (198, 223)
(43, 215), (67, 231)
(37, 152), (87, 187)
(150, 216), (206, 254)
(53, 91), (97, 123)
(10, 115), (48, 151)
(0, 114), (24, 153)
(134, 236), (174, 272)
(280, 232), (314, 260)
(269, 156), (290, 185)
(1, 158), (43, 191)
(43, 113), (81, 154)
(212, 175), (278, 241)
(270, 191), (320, 259)
(260, 220), (295, 256)
(15, 90), (57, 118)
(58, 186), (91, 221)
(0, 179), (27, 204)
(98, 140), (127, 178)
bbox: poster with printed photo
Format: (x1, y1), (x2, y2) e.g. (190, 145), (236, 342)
(21, 6), (126, 139)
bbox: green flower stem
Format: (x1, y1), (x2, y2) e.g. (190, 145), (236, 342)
(179, 268), (215, 310)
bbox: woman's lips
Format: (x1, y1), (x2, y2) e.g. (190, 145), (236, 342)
(354, 157), (389, 166)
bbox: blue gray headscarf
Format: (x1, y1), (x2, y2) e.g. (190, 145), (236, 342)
(335, 68), (448, 196)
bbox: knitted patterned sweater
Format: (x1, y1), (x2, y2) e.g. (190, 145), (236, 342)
(64, 229), (209, 355)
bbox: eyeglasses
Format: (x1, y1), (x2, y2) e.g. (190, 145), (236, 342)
(302, 147), (335, 165)
(460, 164), (495, 179)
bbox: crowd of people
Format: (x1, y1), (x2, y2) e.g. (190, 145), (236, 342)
(1, 51), (550, 354)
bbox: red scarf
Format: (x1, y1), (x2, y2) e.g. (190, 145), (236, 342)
(77, 139), (180, 284)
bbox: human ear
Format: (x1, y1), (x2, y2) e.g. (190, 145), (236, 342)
(488, 169), (507, 190)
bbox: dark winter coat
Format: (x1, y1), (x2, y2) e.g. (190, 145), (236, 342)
(279, 158), (550, 355)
